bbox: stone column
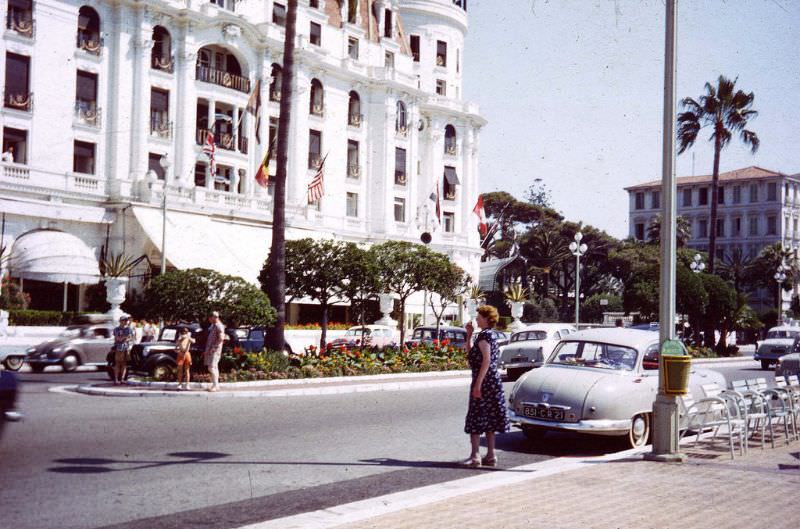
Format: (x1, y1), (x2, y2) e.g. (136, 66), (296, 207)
(175, 25), (197, 187)
(129, 14), (153, 183)
(460, 125), (474, 241)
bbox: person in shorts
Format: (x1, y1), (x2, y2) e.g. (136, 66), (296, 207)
(204, 311), (225, 392)
(112, 315), (134, 385)
(175, 327), (195, 390)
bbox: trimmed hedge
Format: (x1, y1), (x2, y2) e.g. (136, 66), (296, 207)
(9, 310), (81, 326)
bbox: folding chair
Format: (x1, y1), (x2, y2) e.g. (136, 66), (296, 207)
(680, 384), (747, 459)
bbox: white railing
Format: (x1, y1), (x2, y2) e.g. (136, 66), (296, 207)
(2, 162), (30, 180)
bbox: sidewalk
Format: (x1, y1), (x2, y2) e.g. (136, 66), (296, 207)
(246, 433), (799, 529)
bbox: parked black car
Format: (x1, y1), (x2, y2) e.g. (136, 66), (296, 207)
(405, 325), (469, 350)
(26, 324), (114, 372)
(1, 370), (21, 440)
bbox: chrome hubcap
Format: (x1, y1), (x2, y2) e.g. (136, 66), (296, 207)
(62, 355), (78, 371)
(632, 416), (646, 443)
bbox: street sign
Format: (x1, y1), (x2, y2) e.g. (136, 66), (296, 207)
(661, 339), (685, 356)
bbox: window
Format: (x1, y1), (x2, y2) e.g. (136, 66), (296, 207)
(768, 182), (777, 201)
(347, 140), (359, 178)
(194, 162), (206, 187)
(394, 197), (406, 222)
(698, 219), (708, 238)
(77, 6), (101, 54)
(2, 127), (27, 164)
(634, 192), (644, 210)
(395, 101), (407, 133)
(269, 117), (278, 149)
(717, 186), (725, 204)
(716, 218), (725, 237)
(309, 78), (323, 116)
(733, 217), (741, 236)
(698, 187), (708, 205)
(394, 147), (406, 184)
(383, 9), (392, 38)
(444, 125), (456, 155)
(348, 91), (361, 126)
(151, 26), (172, 72)
(651, 190), (660, 209)
(384, 51), (394, 69)
(794, 219), (798, 237)
(347, 0), (358, 24)
(682, 188), (692, 207)
(214, 165), (231, 192)
(4, 52), (31, 111)
(308, 129), (321, 169)
(436, 40), (447, 67)
(410, 35), (420, 62)
(148, 153), (166, 180)
(309, 0), (319, 7)
(443, 212), (455, 233)
(73, 140), (95, 174)
(767, 215), (777, 235)
(309, 22), (321, 46)
(346, 192), (358, 217)
(435, 79), (446, 96)
(443, 166), (459, 200)
(6, 0), (33, 38)
(347, 37), (359, 60)
(733, 185), (741, 204)
(634, 223), (645, 240)
(749, 183), (758, 203)
(272, 3), (286, 26)
(269, 64), (282, 101)
(749, 217), (758, 236)
(150, 87), (169, 136)
(74, 70), (99, 125)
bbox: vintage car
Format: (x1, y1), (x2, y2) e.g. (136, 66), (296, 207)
(25, 324), (114, 372)
(405, 325), (468, 350)
(329, 325), (397, 352)
(754, 325), (800, 370)
(508, 328), (726, 448)
(499, 323), (576, 380)
(775, 334), (800, 378)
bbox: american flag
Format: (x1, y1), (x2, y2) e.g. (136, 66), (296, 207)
(202, 131), (216, 175)
(307, 153), (328, 203)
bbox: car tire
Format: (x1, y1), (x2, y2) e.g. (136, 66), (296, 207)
(30, 364), (46, 373)
(522, 425), (547, 442)
(760, 360), (771, 370)
(151, 362), (174, 381)
(626, 413), (651, 448)
(61, 353), (79, 372)
(3, 356), (24, 371)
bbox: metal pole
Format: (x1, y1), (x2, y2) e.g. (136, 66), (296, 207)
(160, 189), (167, 275)
(646, 0), (685, 463)
(574, 253), (580, 327)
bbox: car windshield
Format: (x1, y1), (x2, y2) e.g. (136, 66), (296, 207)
(160, 328), (178, 342)
(512, 330), (547, 342)
(60, 326), (83, 338)
(547, 341), (638, 371)
(346, 328), (371, 337)
(767, 330), (799, 339)
(412, 329), (436, 340)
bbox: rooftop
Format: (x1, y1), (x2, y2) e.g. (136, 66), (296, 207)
(624, 166), (790, 192)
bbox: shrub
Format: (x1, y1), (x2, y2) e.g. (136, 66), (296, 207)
(9, 310), (81, 326)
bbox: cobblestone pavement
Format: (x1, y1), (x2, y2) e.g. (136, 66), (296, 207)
(333, 436), (800, 529)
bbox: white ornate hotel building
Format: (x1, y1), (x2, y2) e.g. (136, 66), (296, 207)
(0, 0), (484, 319)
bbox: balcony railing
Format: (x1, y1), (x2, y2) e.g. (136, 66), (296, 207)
(444, 185), (456, 200)
(6, 10), (34, 38)
(195, 65), (250, 93)
(151, 55), (174, 73)
(444, 143), (458, 156)
(394, 171), (407, 185)
(310, 103), (324, 117)
(76, 32), (103, 55)
(348, 113), (363, 127)
(195, 128), (246, 154)
(269, 89), (281, 102)
(308, 154), (322, 170)
(150, 116), (172, 139)
(237, 135), (248, 154)
(74, 102), (101, 127)
(4, 90), (32, 111)
(396, 126), (408, 137)
(1, 161), (30, 180)
(347, 164), (360, 178)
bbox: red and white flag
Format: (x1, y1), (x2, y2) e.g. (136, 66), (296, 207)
(202, 131), (216, 176)
(307, 153), (328, 203)
(473, 195), (488, 237)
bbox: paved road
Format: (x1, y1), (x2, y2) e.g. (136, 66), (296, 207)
(0, 355), (771, 529)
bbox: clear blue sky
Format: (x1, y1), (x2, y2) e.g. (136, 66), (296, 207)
(463, 0), (800, 239)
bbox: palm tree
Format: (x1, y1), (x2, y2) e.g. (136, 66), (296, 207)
(677, 75), (759, 274)
(265, 0), (298, 351)
(646, 215), (691, 247)
(717, 247), (752, 296)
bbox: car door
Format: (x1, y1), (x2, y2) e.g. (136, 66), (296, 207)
(247, 328), (265, 353)
(85, 326), (113, 364)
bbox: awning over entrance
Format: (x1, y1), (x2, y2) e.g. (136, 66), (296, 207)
(9, 229), (101, 284)
(0, 197), (114, 224)
(131, 206), (270, 284)
(444, 167), (460, 185)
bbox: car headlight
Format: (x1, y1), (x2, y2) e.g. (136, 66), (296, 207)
(26, 347), (36, 354)
(51, 347), (63, 354)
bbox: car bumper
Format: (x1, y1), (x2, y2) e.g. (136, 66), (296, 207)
(754, 351), (788, 361)
(25, 357), (62, 365)
(509, 410), (629, 436)
(500, 361), (540, 370)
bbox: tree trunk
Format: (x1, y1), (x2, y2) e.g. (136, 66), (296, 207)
(319, 303), (328, 351)
(266, 0), (297, 352)
(398, 297), (406, 348)
(707, 136), (722, 274)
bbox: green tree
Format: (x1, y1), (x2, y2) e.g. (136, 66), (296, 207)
(423, 256), (469, 337)
(699, 273), (739, 350)
(717, 247), (753, 295)
(581, 294), (623, 324)
(677, 75), (759, 273)
(144, 268), (275, 327)
(265, 0), (298, 351)
(645, 215), (691, 248)
(338, 243), (380, 326)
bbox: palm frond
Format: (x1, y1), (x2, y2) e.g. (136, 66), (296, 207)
(101, 253), (147, 278)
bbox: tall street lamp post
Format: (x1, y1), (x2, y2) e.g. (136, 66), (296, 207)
(568, 232), (588, 328)
(159, 154), (172, 275)
(690, 254), (705, 273)
(775, 264), (787, 325)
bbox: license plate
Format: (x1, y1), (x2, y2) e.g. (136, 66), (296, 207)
(511, 356), (528, 363)
(522, 404), (565, 421)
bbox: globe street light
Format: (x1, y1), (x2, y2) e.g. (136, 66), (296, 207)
(775, 263), (787, 325)
(690, 253), (705, 273)
(158, 153), (172, 275)
(568, 232), (588, 327)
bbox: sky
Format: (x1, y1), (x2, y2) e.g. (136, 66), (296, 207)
(462, 0), (800, 239)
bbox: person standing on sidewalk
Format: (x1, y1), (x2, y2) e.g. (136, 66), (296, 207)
(204, 311), (225, 392)
(463, 305), (509, 467)
(175, 327), (195, 390)
(112, 315), (134, 385)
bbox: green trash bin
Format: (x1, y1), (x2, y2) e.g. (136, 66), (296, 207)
(661, 355), (692, 395)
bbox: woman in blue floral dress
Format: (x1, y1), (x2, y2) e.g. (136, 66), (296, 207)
(463, 305), (509, 467)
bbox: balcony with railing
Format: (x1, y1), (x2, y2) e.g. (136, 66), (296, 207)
(150, 115), (172, 139)
(269, 88), (281, 102)
(195, 65), (250, 93)
(76, 31), (102, 55)
(396, 126), (408, 138)
(444, 143), (458, 157)
(74, 102), (101, 128)
(347, 164), (360, 179)
(237, 135), (248, 154)
(348, 113), (363, 128)
(195, 128), (247, 154)
(151, 55), (174, 73)
(6, 9), (34, 38)
(4, 90), (32, 112)
(308, 154), (322, 170)
(310, 103), (324, 117)
(394, 171), (407, 186)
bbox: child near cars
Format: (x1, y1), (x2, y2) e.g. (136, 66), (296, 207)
(175, 327), (195, 390)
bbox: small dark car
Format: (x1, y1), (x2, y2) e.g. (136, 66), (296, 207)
(405, 325), (468, 350)
(26, 324), (114, 372)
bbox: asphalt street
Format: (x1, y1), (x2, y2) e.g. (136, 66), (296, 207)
(0, 355), (770, 529)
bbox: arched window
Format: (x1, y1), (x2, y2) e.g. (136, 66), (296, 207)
(77, 6), (101, 54)
(309, 78), (324, 116)
(151, 26), (172, 72)
(195, 45), (250, 93)
(348, 91), (361, 127)
(395, 101), (407, 133)
(7, 0), (33, 38)
(444, 124), (457, 155)
(269, 64), (282, 101)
